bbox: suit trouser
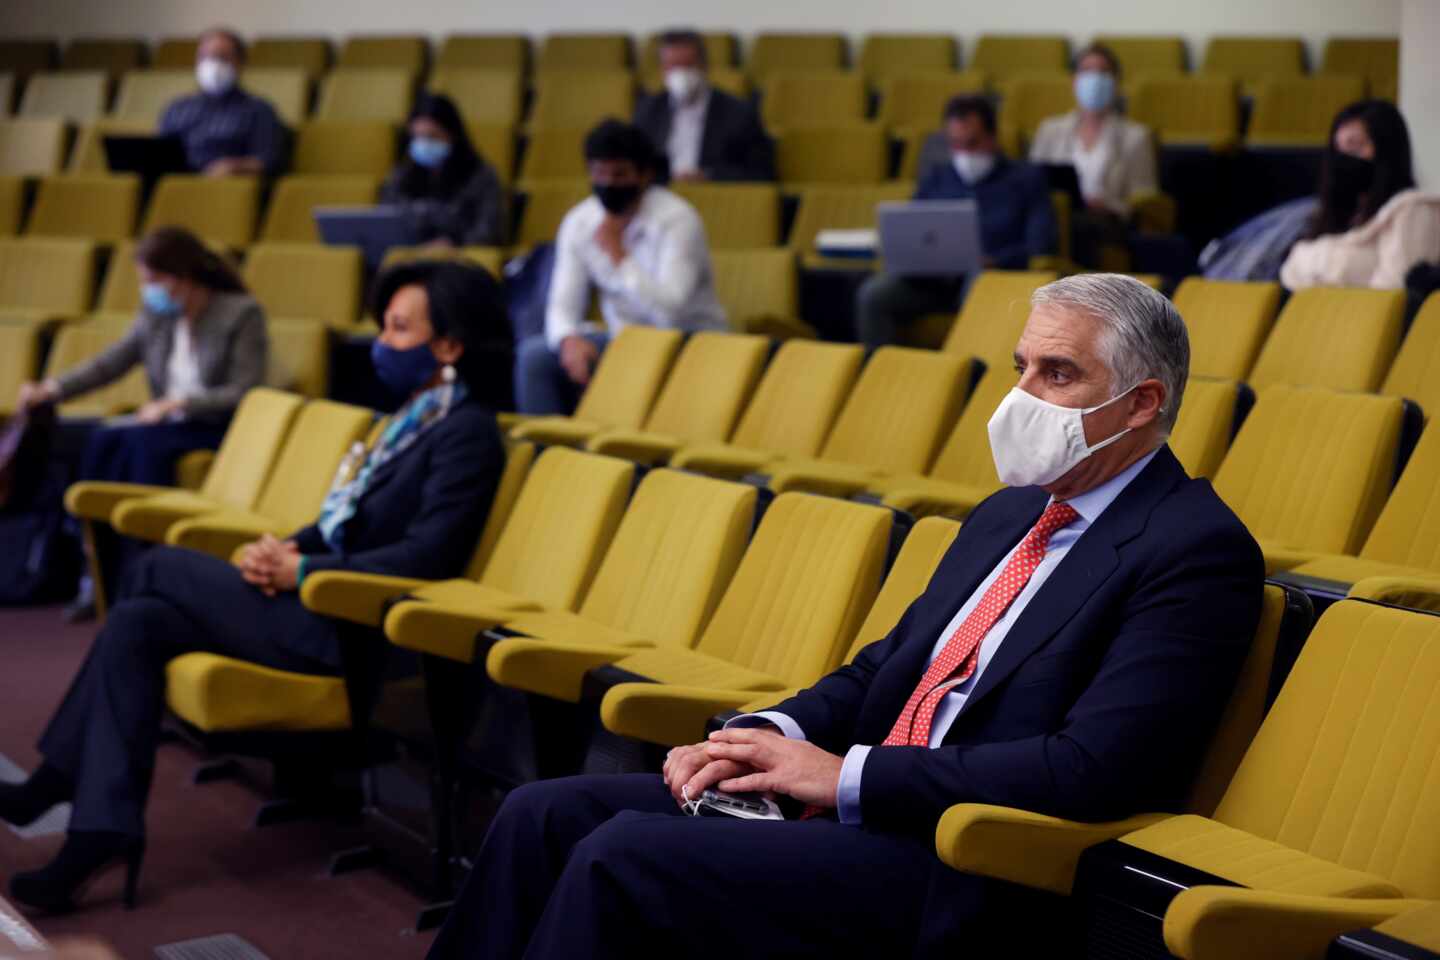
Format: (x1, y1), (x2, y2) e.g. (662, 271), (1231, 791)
(37, 546), (341, 837)
(427, 773), (1020, 960)
(513, 332), (610, 415)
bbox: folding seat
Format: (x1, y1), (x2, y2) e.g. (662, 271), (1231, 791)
(1091, 34), (1187, 88)
(41, 314), (150, 417)
(242, 243), (364, 333)
(710, 248), (809, 339)
(1167, 377), (1248, 481)
(61, 38), (146, 81)
(1247, 287), (1405, 393)
(18, 71), (108, 122)
(670, 182), (780, 248)
(1246, 75), (1367, 149)
(141, 174), (259, 250)
(0, 175), (25, 234)
(430, 68), (523, 127)
(67, 118), (152, 172)
(241, 68), (311, 127)
(1212, 385), (1404, 573)
(515, 128), (589, 187)
(315, 68), (415, 123)
(777, 126), (890, 187)
(877, 71), (988, 139)
(257, 175), (380, 244)
(0, 237), (96, 319)
(25, 173), (139, 243)
(513, 177), (590, 246)
(249, 38), (333, 79)
(747, 33), (848, 87)
(292, 120), (397, 177)
(1129, 76), (1242, 151)
(537, 34), (632, 72)
(110, 70), (196, 124)
(1322, 37), (1399, 102)
(599, 515), (961, 746)
(0, 318), (42, 417)
(940, 269), (1060, 366)
(952, 598), (1440, 960)
(0, 40), (59, 87)
(858, 35), (957, 88)
(579, 332), (770, 464)
(436, 35), (530, 73)
(970, 34), (1070, 84)
(336, 35), (429, 78)
(997, 74), (1077, 157)
(671, 340), (864, 480)
(151, 38), (199, 70)
(510, 326), (685, 444)
(761, 346), (972, 496)
(266, 317), (330, 398)
(786, 182), (912, 269)
(1200, 36), (1306, 96)
(1382, 293), (1440, 420)
(0, 118), (68, 175)
(1171, 277), (1282, 380)
(464, 122), (516, 185)
(527, 71), (634, 131)
(760, 71), (868, 134)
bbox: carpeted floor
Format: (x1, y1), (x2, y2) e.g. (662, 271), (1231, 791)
(0, 606), (439, 960)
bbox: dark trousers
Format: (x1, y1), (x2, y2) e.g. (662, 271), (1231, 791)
(854, 274), (965, 349)
(37, 546), (341, 837)
(428, 773), (1025, 960)
(513, 333), (610, 415)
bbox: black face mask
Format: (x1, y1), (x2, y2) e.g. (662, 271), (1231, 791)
(593, 182), (642, 215)
(1326, 152), (1377, 205)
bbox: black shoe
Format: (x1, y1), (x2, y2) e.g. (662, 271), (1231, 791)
(9, 831), (144, 913)
(0, 764), (72, 828)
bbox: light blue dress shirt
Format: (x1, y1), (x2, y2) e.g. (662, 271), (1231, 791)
(729, 449), (1158, 825)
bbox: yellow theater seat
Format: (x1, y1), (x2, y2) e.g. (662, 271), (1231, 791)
(1247, 76), (1367, 149)
(787, 182), (913, 270)
(1171, 277), (1282, 381)
(1248, 286), (1406, 393)
(586, 332), (770, 464)
(1201, 36), (1307, 96)
(877, 71), (988, 139)
(528, 71), (634, 132)
(240, 68), (311, 127)
(111, 70), (197, 124)
(249, 38), (333, 78)
(463, 122), (516, 187)
(258, 175), (381, 244)
(747, 33), (847, 88)
(0, 236), (97, 319)
(670, 182), (781, 249)
(265, 317), (329, 398)
(243, 243), (364, 333)
(336, 35), (428, 77)
(151, 38), (199, 70)
(1381, 292), (1440, 420)
(0, 118), (68, 176)
(1212, 385), (1403, 574)
(315, 68), (415, 123)
(1322, 37), (1398, 102)
(537, 33), (632, 72)
(42, 315), (150, 417)
(141, 174), (260, 251)
(777, 126), (890, 186)
(436, 34), (530, 73)
(761, 71), (867, 134)
(95, 239), (141, 313)
(940, 269), (1059, 366)
(858, 34), (957, 88)
(0, 318), (43, 417)
(1092, 35), (1187, 86)
(67, 118), (153, 173)
(671, 339), (863, 480)
(166, 652), (352, 733)
(1168, 378), (1245, 481)
(18, 71), (107, 122)
(1128, 76), (1242, 152)
(430, 68), (523, 128)
(601, 515), (961, 746)
(515, 131), (589, 189)
(292, 121), (397, 178)
(25, 174), (139, 243)
(971, 34), (1069, 84)
(998, 74), (1077, 157)
(710, 248), (807, 339)
(510, 326), (684, 447)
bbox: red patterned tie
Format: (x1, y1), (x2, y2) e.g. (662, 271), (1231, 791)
(881, 501), (1079, 748)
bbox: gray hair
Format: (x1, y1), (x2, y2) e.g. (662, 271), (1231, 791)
(1030, 273), (1189, 434)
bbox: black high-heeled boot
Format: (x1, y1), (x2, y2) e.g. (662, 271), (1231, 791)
(0, 763), (72, 827)
(9, 831), (144, 913)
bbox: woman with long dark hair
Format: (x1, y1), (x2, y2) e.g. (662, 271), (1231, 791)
(1281, 100), (1440, 289)
(381, 92), (506, 247)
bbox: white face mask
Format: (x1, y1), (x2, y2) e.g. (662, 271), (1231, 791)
(987, 384), (1140, 488)
(952, 151), (996, 185)
(665, 67), (705, 103)
(196, 57), (237, 95)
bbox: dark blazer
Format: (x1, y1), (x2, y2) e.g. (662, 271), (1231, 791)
(770, 446), (1264, 832)
(634, 88), (776, 182)
(291, 399), (504, 586)
(914, 156), (1058, 269)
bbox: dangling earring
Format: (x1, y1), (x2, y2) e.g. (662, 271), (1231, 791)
(440, 363), (457, 416)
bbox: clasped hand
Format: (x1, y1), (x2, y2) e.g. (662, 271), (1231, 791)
(662, 727), (844, 810)
(237, 534), (301, 596)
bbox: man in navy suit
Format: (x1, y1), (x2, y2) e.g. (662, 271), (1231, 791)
(429, 273), (1265, 959)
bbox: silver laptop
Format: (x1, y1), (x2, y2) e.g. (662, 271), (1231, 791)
(877, 200), (982, 277)
(313, 205), (421, 269)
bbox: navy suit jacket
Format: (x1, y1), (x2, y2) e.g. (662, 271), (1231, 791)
(770, 446), (1264, 834)
(914, 156), (1057, 269)
(634, 88), (776, 182)
(291, 399), (504, 583)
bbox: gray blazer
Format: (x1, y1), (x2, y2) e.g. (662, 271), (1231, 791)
(56, 292), (269, 422)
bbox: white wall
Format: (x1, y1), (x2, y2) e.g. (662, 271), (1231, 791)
(0, 0), (1402, 67)
(1400, 0), (1440, 188)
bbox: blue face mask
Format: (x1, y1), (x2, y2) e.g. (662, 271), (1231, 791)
(409, 136), (452, 169)
(371, 339), (439, 398)
(141, 281), (183, 318)
(1074, 70), (1117, 112)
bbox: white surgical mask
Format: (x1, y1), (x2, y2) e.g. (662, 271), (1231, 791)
(665, 67), (705, 103)
(196, 57), (237, 95)
(952, 151), (996, 185)
(987, 384), (1140, 487)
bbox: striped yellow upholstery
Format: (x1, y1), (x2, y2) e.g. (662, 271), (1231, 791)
(293, 121), (397, 178)
(942, 269), (1060, 365)
(336, 35), (428, 76)
(0, 237), (97, 316)
(1382, 293), (1440, 420)
(1248, 287), (1405, 393)
(748, 33), (846, 86)
(258, 175), (381, 244)
(777, 127), (890, 187)
(1247, 76), (1367, 148)
(1168, 377), (1242, 481)
(859, 34), (957, 87)
(537, 33), (631, 72)
(877, 71), (988, 138)
(316, 68), (414, 123)
(970, 34), (1069, 84)
(243, 243), (364, 332)
(142, 175), (260, 250)
(26, 174), (140, 243)
(1129, 76), (1241, 150)
(761, 71), (867, 133)
(0, 119), (67, 176)
(250, 38), (333, 78)
(437, 35), (530, 72)
(1171, 278), (1281, 381)
(670, 182), (781, 248)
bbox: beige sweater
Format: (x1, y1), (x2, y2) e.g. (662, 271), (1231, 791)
(1280, 188), (1440, 291)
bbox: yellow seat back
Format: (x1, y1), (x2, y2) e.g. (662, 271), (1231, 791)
(142, 174), (260, 250)
(970, 35), (1069, 84)
(478, 446), (635, 611)
(250, 38), (333, 78)
(1322, 38), (1398, 100)
(777, 126), (889, 186)
(152, 38), (199, 70)
(1381, 293), (1440, 420)
(258, 175), (381, 244)
(670, 182), (780, 248)
(1092, 35), (1187, 83)
(859, 35), (957, 87)
(1201, 36), (1306, 91)
(640, 332), (769, 444)
(316, 68), (414, 123)
(761, 71), (867, 133)
(529, 71), (634, 131)
(0, 237), (96, 314)
(728, 340), (864, 458)
(112, 70), (197, 124)
(265, 317), (329, 398)
(926, 364), (1013, 490)
(515, 178), (590, 245)
(1171, 277), (1281, 381)
(877, 71), (988, 137)
(695, 493), (891, 686)
(1247, 76), (1367, 148)
(43, 315), (150, 416)
(464, 440), (537, 579)
(1248, 287), (1405, 393)
(463, 122), (516, 186)
(573, 325), (685, 429)
(844, 515), (961, 661)
(748, 33), (847, 87)
(788, 183), (913, 256)
(67, 118), (153, 173)
(293, 121), (397, 177)
(437, 35), (530, 73)
(1213, 385), (1403, 557)
(18, 71), (107, 122)
(1129, 76), (1241, 149)
(517, 130), (589, 187)
(1169, 377), (1242, 481)
(0, 319), (42, 417)
(26, 174), (139, 243)
(0, 118), (67, 175)
(251, 399), (375, 531)
(431, 68), (523, 127)
(537, 33), (632, 72)
(998, 74), (1077, 156)
(189, 387), (306, 508)
(941, 269), (1058, 366)
(241, 68), (310, 127)
(1356, 421), (1440, 570)
(336, 35), (428, 77)
(1214, 599), (1440, 898)
(710, 248), (799, 335)
(61, 38), (144, 79)
(243, 243), (363, 332)
(820, 346), (971, 475)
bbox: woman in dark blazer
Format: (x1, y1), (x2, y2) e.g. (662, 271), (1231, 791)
(0, 260), (512, 913)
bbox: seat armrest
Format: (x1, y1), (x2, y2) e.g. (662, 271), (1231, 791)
(175, 449), (215, 490)
(881, 485), (985, 520)
(300, 571), (429, 626)
(600, 683), (762, 747)
(496, 411), (534, 433)
(766, 460), (880, 497)
(934, 803), (1170, 895)
(1348, 576), (1440, 614)
(587, 430), (683, 465)
(384, 598), (524, 663)
(165, 514), (285, 562)
(64, 481), (169, 522)
(509, 417), (604, 448)
(486, 637), (640, 702)
(669, 444), (778, 480)
(1163, 886), (1428, 960)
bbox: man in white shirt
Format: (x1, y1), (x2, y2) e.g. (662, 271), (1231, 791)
(514, 119), (727, 414)
(430, 274), (1266, 959)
